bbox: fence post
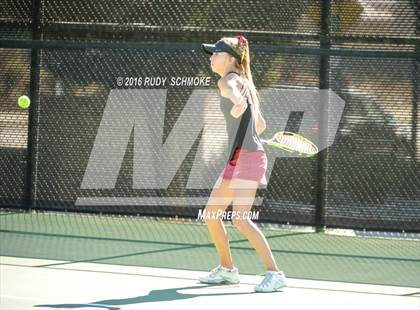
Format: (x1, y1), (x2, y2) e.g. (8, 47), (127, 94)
(25, 0), (42, 209)
(315, 0), (331, 232)
(412, 0), (419, 160)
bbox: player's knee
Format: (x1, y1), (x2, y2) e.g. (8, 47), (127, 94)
(231, 217), (250, 230)
(204, 215), (219, 225)
(202, 205), (222, 224)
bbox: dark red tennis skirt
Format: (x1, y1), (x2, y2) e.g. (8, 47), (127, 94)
(219, 147), (268, 186)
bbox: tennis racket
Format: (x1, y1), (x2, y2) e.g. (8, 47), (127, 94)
(261, 131), (318, 157)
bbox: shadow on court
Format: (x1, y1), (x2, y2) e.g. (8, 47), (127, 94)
(35, 283), (261, 309)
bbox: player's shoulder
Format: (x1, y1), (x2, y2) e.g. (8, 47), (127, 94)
(217, 72), (244, 91)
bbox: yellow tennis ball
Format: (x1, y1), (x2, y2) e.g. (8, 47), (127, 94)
(18, 95), (31, 109)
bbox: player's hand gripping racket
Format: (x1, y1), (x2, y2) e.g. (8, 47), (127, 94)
(261, 131), (318, 157)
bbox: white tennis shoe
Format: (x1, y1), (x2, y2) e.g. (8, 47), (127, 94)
(254, 270), (287, 292)
(199, 265), (240, 284)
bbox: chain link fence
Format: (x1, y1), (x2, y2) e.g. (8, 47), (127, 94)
(1, 0), (419, 231)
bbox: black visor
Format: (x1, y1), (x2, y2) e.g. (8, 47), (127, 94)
(202, 39), (242, 64)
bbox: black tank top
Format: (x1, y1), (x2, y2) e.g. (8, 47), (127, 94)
(219, 71), (265, 162)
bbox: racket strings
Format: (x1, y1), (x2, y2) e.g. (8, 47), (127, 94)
(275, 133), (317, 154)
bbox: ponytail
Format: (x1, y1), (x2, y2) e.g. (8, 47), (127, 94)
(236, 42), (261, 117)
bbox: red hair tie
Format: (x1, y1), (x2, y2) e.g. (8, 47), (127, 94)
(235, 35), (247, 46)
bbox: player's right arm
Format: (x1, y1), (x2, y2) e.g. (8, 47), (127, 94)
(217, 74), (248, 118)
(256, 109), (266, 135)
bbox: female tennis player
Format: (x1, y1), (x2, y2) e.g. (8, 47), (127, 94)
(198, 36), (287, 292)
